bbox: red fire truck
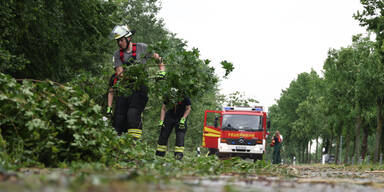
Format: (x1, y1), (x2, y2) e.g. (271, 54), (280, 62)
(202, 106), (269, 160)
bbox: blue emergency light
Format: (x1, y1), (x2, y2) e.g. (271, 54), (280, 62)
(253, 107), (263, 111)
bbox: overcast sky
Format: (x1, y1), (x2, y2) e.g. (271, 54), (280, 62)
(158, 0), (367, 110)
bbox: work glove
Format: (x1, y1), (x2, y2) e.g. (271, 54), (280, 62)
(155, 71), (166, 81)
(179, 117), (186, 129)
(107, 106), (112, 115)
(158, 120), (165, 129)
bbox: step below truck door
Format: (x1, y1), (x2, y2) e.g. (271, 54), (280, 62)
(202, 110), (222, 148)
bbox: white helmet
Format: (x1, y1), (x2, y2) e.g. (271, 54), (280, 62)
(112, 25), (133, 40)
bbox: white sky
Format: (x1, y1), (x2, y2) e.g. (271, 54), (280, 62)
(158, 0), (367, 110)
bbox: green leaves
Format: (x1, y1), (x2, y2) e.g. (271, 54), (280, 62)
(0, 0), (117, 82)
(220, 60), (234, 78)
(137, 40), (222, 105)
(270, 33), (384, 163)
(223, 91), (259, 107)
(0, 72), (137, 167)
(269, 70), (324, 163)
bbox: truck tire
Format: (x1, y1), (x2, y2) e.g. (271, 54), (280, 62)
(208, 148), (218, 156)
(252, 154), (263, 162)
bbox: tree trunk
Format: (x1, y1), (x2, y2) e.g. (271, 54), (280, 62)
(344, 133), (351, 164)
(324, 138), (330, 155)
(302, 142), (306, 163)
(329, 135), (334, 155)
(309, 140), (312, 163)
(305, 140), (308, 163)
(335, 134), (340, 164)
(351, 135), (356, 160)
(374, 97), (384, 162)
(316, 137), (319, 163)
(361, 124), (369, 160)
(354, 114), (363, 162)
(300, 141), (304, 163)
(307, 140), (310, 163)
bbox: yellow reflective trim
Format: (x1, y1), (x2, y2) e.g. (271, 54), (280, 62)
(204, 127), (221, 134)
(157, 145), (167, 149)
(129, 133), (142, 138)
(157, 145), (167, 152)
(131, 134), (142, 138)
(128, 129), (142, 134)
(157, 71), (166, 75)
(128, 132), (142, 136)
(202, 136), (206, 147)
(175, 146), (184, 152)
(203, 133), (220, 137)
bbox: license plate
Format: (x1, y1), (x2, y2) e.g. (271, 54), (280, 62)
(236, 146), (246, 150)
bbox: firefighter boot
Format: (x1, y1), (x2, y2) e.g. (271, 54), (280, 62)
(127, 128), (142, 140)
(174, 146), (184, 160)
(156, 144), (167, 157)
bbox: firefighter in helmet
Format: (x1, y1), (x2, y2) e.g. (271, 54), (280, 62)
(156, 88), (191, 160)
(270, 130), (282, 164)
(110, 25), (165, 138)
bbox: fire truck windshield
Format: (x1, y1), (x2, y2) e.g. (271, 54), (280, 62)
(221, 115), (262, 131)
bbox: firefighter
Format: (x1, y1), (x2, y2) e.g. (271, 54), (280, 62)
(270, 130), (282, 164)
(156, 91), (191, 160)
(111, 25), (165, 138)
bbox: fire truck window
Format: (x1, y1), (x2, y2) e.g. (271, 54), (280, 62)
(206, 112), (221, 128)
(214, 117), (219, 128)
(222, 115), (262, 131)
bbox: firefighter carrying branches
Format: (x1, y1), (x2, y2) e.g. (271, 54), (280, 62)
(155, 89), (191, 160)
(109, 25), (165, 138)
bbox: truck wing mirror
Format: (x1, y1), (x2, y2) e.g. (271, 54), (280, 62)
(267, 119), (271, 129)
(214, 116), (219, 128)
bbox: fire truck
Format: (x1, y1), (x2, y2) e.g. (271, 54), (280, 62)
(202, 106), (269, 160)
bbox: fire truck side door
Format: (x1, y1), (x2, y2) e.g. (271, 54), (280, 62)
(202, 110), (222, 149)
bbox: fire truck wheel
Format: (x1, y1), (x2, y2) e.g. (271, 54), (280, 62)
(208, 148), (218, 156)
(252, 154), (263, 162)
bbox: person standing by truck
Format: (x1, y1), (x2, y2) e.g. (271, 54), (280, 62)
(155, 92), (191, 160)
(111, 25), (165, 138)
(271, 130), (282, 164)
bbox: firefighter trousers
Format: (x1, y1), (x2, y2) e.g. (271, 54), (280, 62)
(156, 115), (187, 160)
(114, 93), (147, 139)
(272, 144), (281, 164)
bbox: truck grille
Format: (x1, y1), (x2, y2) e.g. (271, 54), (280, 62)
(225, 138), (260, 146)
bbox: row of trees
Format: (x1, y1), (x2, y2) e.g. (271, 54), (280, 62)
(269, 0), (384, 163)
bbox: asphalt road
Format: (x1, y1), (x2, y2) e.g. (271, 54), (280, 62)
(0, 165), (384, 192)
(181, 165), (384, 192)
